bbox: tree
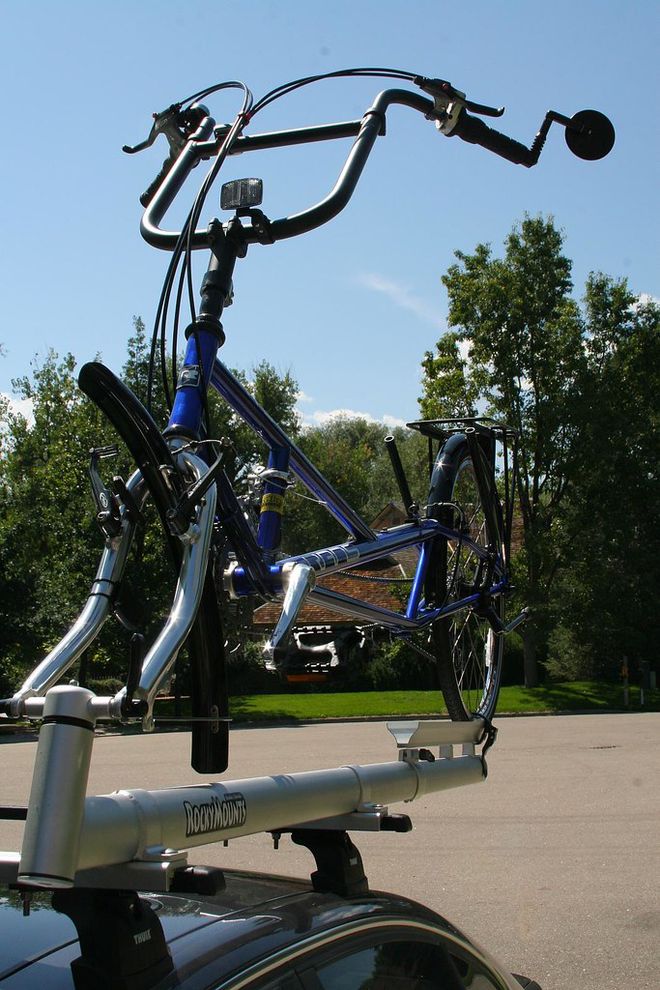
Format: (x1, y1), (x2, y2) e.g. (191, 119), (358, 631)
(547, 281), (660, 678)
(123, 316), (151, 406)
(421, 216), (586, 686)
(0, 351), (113, 692)
(421, 216), (660, 684)
(282, 417), (427, 555)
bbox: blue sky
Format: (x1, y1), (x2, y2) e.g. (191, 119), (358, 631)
(0, 1), (657, 427)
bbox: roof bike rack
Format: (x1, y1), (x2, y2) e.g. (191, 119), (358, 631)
(0, 685), (490, 894)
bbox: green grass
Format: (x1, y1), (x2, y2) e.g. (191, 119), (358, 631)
(229, 690), (447, 722)
(227, 681), (659, 723)
(3, 682), (656, 736)
(495, 681), (658, 713)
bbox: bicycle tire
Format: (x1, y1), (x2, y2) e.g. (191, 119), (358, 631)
(425, 433), (504, 720)
(79, 362), (229, 772)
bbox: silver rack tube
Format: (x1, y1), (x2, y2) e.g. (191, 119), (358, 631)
(3, 753), (484, 890)
(75, 753), (484, 877)
(5, 688), (486, 890)
(18, 686), (97, 888)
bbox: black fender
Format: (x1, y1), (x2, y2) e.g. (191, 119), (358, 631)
(79, 362), (228, 772)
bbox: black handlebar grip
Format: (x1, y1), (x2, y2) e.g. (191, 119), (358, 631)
(139, 153), (177, 208)
(452, 110), (536, 167)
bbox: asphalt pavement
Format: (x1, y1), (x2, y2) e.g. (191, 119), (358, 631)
(1, 712), (658, 990)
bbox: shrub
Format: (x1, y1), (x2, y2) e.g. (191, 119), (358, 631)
(368, 639), (436, 691)
(226, 640), (282, 695)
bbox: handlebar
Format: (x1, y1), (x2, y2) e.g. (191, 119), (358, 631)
(139, 154), (180, 209)
(139, 88), (433, 250)
(132, 77), (614, 252)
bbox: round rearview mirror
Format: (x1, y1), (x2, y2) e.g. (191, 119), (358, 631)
(565, 109), (615, 160)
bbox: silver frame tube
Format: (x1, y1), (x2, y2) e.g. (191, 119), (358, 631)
(9, 471), (144, 714)
(112, 449), (217, 721)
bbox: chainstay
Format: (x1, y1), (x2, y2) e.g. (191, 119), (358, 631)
(404, 634), (437, 664)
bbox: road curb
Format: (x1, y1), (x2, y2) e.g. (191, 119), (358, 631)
(2, 707), (656, 741)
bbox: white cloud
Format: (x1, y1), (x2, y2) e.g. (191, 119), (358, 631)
(356, 273), (445, 329)
(636, 293), (660, 308)
(457, 338), (471, 363)
(297, 406), (407, 430)
(1, 393), (34, 425)
(296, 389), (313, 403)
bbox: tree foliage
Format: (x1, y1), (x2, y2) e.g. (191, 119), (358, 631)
(548, 280), (660, 678)
(282, 418), (427, 555)
(0, 351), (110, 692)
(421, 215), (659, 683)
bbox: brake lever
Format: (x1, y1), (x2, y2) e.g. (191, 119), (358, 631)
(123, 103), (185, 155)
(123, 102), (210, 157)
(414, 77), (504, 119)
(464, 98), (505, 118)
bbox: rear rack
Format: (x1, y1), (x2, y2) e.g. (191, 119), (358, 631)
(408, 416), (519, 569)
(0, 685), (491, 896)
(407, 416), (517, 442)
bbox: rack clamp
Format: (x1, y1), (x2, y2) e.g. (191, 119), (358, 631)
(388, 717), (496, 777)
(270, 806), (412, 843)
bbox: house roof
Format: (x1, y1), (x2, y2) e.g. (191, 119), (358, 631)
(253, 502), (416, 630)
(252, 563), (410, 629)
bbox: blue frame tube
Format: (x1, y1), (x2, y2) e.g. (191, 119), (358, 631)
(256, 444), (290, 554)
(167, 328), (222, 438)
(405, 541), (430, 621)
(228, 519), (506, 632)
(211, 360), (376, 542)
(305, 584), (498, 631)
(228, 522), (444, 597)
(206, 360), (508, 632)
(308, 577), (508, 632)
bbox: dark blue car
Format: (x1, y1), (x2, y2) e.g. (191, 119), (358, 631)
(0, 867), (540, 990)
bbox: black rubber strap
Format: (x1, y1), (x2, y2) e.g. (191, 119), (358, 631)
(42, 715), (94, 731)
(0, 806), (28, 821)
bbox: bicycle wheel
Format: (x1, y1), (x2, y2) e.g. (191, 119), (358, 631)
(425, 433), (504, 720)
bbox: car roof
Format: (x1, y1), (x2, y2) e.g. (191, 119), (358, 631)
(0, 869), (473, 989)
